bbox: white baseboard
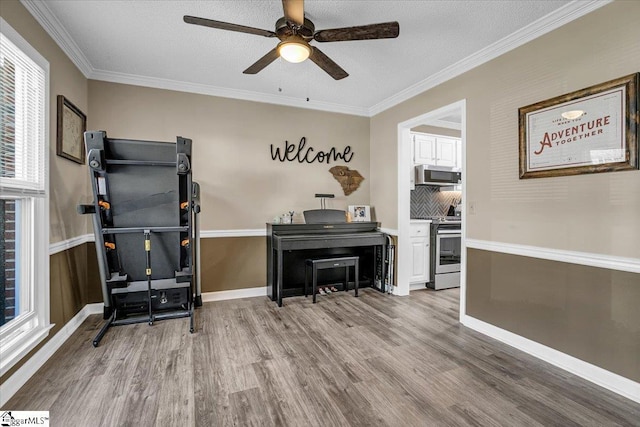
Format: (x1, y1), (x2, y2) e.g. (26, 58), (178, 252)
(410, 282), (427, 291)
(0, 303), (103, 407)
(0, 285), (270, 406)
(201, 286), (267, 302)
(5, 295), (636, 408)
(0, 281), (264, 405)
(461, 315), (640, 404)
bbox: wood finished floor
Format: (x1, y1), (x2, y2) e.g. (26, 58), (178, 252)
(5, 288), (640, 426)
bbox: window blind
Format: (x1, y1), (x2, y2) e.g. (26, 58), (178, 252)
(0, 32), (46, 196)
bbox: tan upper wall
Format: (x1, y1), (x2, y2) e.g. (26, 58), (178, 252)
(370, 1), (640, 258)
(1, 1), (89, 244)
(88, 81), (370, 230)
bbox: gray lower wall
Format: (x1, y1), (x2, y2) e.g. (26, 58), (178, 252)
(466, 248), (640, 383)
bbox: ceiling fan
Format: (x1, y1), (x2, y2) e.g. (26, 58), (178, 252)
(184, 0), (399, 80)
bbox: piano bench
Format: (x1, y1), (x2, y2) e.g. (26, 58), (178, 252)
(304, 256), (359, 304)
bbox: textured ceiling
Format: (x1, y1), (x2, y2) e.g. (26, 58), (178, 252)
(24, 0), (603, 116)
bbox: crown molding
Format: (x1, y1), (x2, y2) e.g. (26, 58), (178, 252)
(22, 0), (610, 118)
(368, 0), (612, 116)
(19, 0), (367, 115)
(89, 69), (370, 116)
(20, 0), (93, 77)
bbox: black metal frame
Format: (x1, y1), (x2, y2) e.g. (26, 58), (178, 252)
(79, 131), (201, 346)
(304, 256), (359, 304)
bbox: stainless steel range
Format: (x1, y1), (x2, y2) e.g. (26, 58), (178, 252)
(428, 218), (461, 290)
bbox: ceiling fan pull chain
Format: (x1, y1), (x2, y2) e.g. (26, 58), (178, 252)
(306, 62), (310, 102)
(278, 59), (283, 93)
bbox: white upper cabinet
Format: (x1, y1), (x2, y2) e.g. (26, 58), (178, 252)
(412, 132), (460, 168)
(413, 133), (436, 165)
(435, 137), (457, 167)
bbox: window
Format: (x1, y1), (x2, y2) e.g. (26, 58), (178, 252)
(0, 18), (50, 376)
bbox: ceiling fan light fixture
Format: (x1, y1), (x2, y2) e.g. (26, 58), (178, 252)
(278, 37), (311, 63)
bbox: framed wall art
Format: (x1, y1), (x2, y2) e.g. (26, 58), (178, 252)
(56, 95), (87, 164)
(348, 205), (371, 222)
(518, 73), (638, 179)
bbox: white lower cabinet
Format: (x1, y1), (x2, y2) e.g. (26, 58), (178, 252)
(409, 223), (430, 285)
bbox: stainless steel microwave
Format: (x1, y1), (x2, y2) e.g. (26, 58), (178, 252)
(415, 164), (461, 186)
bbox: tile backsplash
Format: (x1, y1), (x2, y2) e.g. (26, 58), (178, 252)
(410, 186), (461, 218)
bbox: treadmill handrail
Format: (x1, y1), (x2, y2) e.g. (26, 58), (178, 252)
(106, 159), (177, 167)
(101, 226), (189, 234)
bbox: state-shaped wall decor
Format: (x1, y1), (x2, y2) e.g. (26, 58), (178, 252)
(329, 166), (364, 196)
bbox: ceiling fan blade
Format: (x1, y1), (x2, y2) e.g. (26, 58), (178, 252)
(184, 15), (276, 38)
(314, 21), (399, 43)
(309, 47), (348, 80)
(282, 0), (304, 26)
(243, 47), (280, 74)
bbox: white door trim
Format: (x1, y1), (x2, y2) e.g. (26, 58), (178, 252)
(396, 100), (467, 319)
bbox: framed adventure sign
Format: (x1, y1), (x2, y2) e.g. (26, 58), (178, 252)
(56, 95), (87, 164)
(518, 73), (639, 179)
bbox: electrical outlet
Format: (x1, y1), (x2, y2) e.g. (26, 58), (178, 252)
(469, 202), (476, 215)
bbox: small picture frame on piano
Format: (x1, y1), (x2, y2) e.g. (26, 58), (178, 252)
(348, 205), (371, 222)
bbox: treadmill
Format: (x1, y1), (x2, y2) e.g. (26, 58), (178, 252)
(78, 131), (202, 346)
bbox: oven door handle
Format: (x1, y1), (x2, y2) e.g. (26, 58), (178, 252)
(437, 230), (461, 235)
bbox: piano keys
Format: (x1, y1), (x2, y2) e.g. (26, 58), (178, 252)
(266, 222), (387, 307)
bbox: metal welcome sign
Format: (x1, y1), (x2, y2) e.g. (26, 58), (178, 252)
(270, 137), (354, 164)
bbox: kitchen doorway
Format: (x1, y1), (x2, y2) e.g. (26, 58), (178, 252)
(396, 100), (467, 321)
